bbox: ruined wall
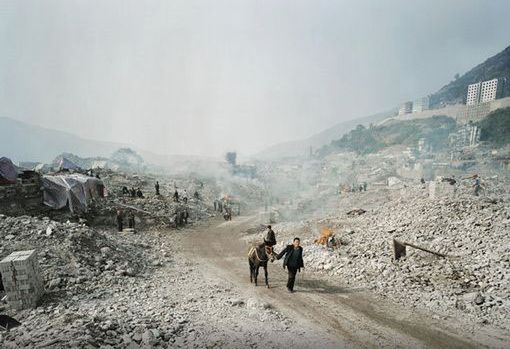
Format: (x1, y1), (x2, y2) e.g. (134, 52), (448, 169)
(0, 182), (44, 216)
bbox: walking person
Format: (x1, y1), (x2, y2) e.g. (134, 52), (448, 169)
(473, 174), (481, 196)
(116, 209), (124, 232)
(128, 211), (136, 230)
(155, 181), (160, 195)
(276, 238), (304, 293)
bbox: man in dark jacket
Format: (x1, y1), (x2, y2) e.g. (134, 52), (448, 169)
(116, 209), (124, 232)
(264, 225), (276, 247)
(276, 237), (304, 293)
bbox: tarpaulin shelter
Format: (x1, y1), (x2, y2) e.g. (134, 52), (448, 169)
(0, 157), (18, 185)
(41, 174), (104, 213)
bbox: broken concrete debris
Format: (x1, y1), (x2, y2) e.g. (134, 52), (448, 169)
(272, 182), (510, 331)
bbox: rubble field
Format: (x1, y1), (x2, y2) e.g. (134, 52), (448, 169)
(272, 180), (510, 332)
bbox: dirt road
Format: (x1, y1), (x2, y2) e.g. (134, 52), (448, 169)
(182, 214), (510, 349)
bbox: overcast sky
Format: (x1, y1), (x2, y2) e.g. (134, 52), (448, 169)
(1, 0), (509, 157)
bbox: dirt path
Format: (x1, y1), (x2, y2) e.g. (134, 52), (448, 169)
(181, 214), (510, 349)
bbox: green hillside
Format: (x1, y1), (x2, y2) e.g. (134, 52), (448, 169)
(318, 116), (456, 156)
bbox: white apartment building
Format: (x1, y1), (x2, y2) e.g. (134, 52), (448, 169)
(466, 82), (481, 106)
(480, 78), (498, 103)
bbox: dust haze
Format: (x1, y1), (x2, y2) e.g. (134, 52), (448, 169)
(1, 0), (510, 156)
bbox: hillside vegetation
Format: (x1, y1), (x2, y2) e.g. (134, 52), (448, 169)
(478, 107), (510, 147)
(318, 116), (456, 156)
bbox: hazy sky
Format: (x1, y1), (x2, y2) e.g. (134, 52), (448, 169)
(1, 0), (509, 157)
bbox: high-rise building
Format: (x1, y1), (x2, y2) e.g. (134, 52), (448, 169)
(480, 78), (498, 103)
(466, 78), (499, 105)
(412, 96), (430, 113)
(398, 101), (413, 115)
(466, 82), (481, 106)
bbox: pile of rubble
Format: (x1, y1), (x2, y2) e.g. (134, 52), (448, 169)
(0, 214), (150, 295)
(274, 185), (510, 330)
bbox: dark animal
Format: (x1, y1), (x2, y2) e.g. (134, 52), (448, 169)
(248, 243), (275, 288)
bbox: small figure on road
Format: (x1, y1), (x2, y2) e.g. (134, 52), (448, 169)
(173, 190), (180, 202)
(155, 181), (160, 195)
(136, 188), (144, 198)
(276, 237), (304, 293)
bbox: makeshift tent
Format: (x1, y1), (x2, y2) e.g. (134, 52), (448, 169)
(42, 174), (103, 213)
(58, 158), (81, 171)
(0, 157), (18, 185)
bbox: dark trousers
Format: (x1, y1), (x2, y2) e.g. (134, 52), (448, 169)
(287, 266), (298, 291)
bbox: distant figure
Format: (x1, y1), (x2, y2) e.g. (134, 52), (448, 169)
(276, 238), (304, 293)
(175, 210), (183, 226)
(420, 177), (425, 184)
(155, 181), (160, 195)
(122, 186), (129, 195)
(136, 188), (144, 198)
(130, 187), (136, 197)
(218, 200), (223, 212)
(173, 190), (179, 202)
(363, 182), (367, 192)
(214, 200), (218, 211)
(473, 174), (481, 196)
(359, 185), (363, 192)
(116, 209), (124, 232)
(179, 211), (186, 226)
(95, 173), (100, 179)
(183, 190), (188, 204)
(223, 207), (232, 221)
(97, 181), (105, 198)
(194, 191), (200, 200)
(128, 212), (135, 230)
(184, 209), (189, 224)
(264, 225), (276, 247)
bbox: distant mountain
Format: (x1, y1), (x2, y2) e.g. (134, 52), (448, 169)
(0, 117), (130, 163)
(430, 45), (510, 107)
(254, 109), (395, 160)
(0, 117), (219, 172)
